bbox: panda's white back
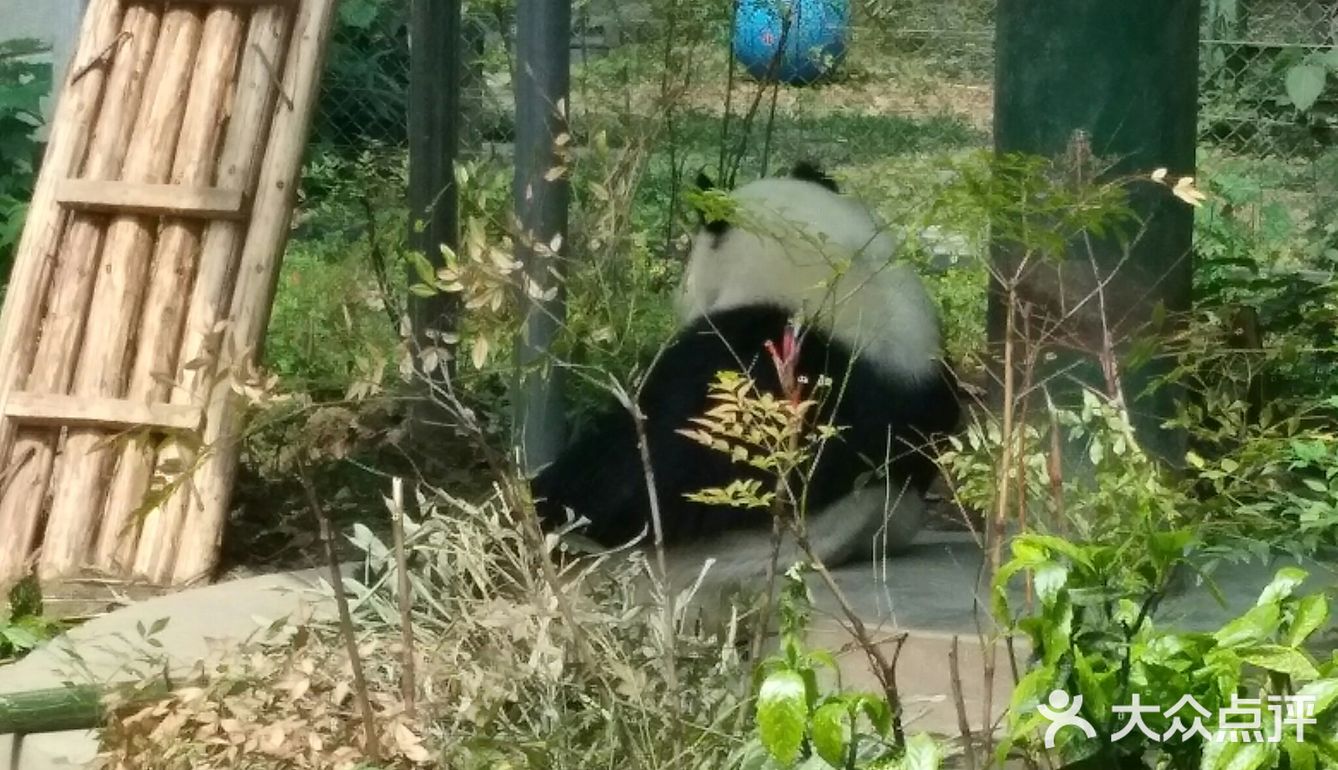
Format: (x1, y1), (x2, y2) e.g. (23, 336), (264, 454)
(675, 175), (943, 384)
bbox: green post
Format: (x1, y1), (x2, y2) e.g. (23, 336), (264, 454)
(407, 0), (463, 443)
(990, 0), (1201, 465)
(512, 0), (572, 474)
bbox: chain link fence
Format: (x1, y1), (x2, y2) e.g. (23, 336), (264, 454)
(1201, 0), (1338, 160)
(311, 1), (508, 155)
(307, 0), (1335, 200)
(311, 1), (408, 149)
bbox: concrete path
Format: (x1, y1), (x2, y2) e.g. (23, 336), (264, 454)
(810, 533), (1338, 737)
(1, 569), (335, 770)
(2, 533), (1334, 769)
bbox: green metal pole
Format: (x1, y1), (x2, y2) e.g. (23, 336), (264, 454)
(990, 0), (1201, 465)
(512, 0), (572, 474)
(408, 0), (462, 443)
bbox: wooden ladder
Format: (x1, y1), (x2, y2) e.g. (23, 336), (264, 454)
(0, 0), (336, 588)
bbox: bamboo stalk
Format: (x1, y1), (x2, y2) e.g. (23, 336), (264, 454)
(132, 6), (295, 582)
(39, 7), (208, 580)
(168, 0), (339, 585)
(95, 7), (248, 572)
(0, 2), (153, 585)
(0, 678), (175, 735)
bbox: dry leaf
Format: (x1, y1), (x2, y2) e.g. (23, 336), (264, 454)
(1171, 176), (1206, 207)
(471, 337), (491, 370)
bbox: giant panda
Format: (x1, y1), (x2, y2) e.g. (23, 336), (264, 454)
(530, 161), (962, 591)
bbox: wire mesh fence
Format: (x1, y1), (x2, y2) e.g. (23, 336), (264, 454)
(308, 0), (1335, 194)
(312, 0), (409, 149)
(1200, 0), (1338, 162)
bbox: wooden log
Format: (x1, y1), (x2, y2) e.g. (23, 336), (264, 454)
(56, 179), (247, 219)
(168, 0), (339, 585)
(132, 6), (294, 582)
(39, 7), (207, 580)
(0, 0), (124, 458)
(0, 2), (153, 585)
(3, 393), (203, 432)
(95, 7), (247, 573)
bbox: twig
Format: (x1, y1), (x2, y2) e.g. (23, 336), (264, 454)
(616, 384), (680, 695)
(725, 6), (793, 186)
(1046, 396), (1065, 533)
(70, 31), (130, 84)
(718, 0), (739, 180)
(746, 516), (784, 664)
(298, 462), (381, 762)
(389, 476), (417, 720)
(949, 636), (977, 770)
(793, 525), (907, 745)
(0, 445), (35, 501)
(981, 284), (1019, 764)
(252, 43), (294, 111)
(657, 0), (683, 254)
(758, 76), (784, 178)
(360, 194), (403, 330)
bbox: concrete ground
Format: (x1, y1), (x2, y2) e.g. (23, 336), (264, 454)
(0, 569), (336, 770)
(1, 532), (1334, 769)
(812, 532), (1338, 738)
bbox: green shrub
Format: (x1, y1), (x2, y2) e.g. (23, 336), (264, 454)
(266, 237), (401, 398)
(0, 37), (51, 288)
(1, 575), (62, 664)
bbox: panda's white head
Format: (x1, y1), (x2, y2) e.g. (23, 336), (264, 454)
(677, 162), (944, 382)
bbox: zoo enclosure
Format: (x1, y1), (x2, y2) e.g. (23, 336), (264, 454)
(301, 0), (1337, 453)
(311, 0), (1336, 179)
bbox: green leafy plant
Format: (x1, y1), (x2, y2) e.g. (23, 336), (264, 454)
(1189, 158), (1338, 405)
(940, 376), (1338, 769)
(677, 368), (835, 511)
(1284, 47), (1338, 114)
(1, 575), (62, 663)
(736, 570), (945, 770)
(0, 37), (52, 285)
(998, 541), (1338, 770)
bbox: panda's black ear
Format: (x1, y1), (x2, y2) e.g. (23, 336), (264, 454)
(695, 169), (716, 192)
(790, 160), (839, 193)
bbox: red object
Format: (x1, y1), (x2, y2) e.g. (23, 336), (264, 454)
(764, 321), (803, 404)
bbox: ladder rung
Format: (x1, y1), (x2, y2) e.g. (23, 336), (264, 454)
(56, 180), (248, 220)
(5, 393), (204, 433)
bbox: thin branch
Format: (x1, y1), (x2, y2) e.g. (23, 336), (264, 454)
(389, 476), (417, 720)
(981, 284), (1019, 764)
(361, 194), (403, 331)
(70, 31), (130, 84)
(613, 382), (680, 696)
(298, 462), (381, 762)
(949, 636), (977, 770)
(791, 523), (907, 745)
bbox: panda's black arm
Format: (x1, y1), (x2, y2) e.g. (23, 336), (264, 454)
(529, 404), (650, 546)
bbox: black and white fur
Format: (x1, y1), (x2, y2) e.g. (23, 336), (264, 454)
(531, 162), (961, 590)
